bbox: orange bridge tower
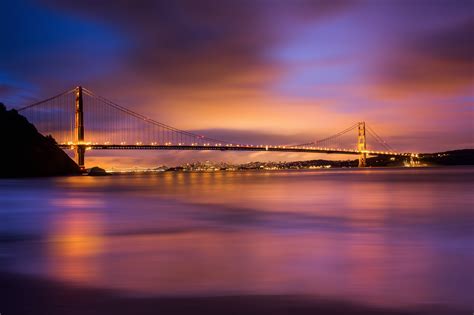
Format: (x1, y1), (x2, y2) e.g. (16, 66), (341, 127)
(358, 121), (367, 167)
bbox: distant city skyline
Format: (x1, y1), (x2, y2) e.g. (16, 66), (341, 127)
(1, 1), (473, 167)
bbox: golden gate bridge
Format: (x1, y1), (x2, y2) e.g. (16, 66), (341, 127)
(17, 86), (415, 169)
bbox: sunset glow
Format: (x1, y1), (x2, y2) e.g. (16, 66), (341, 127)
(1, 1), (472, 168)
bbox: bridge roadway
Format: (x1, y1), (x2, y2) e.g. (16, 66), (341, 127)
(58, 144), (412, 157)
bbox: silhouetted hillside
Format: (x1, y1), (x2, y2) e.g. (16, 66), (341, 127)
(0, 103), (81, 177)
(419, 149), (474, 166)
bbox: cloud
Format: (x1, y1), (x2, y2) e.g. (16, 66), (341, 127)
(371, 18), (474, 98)
(188, 128), (312, 145)
(39, 0), (355, 92)
(0, 83), (17, 96)
(3, 0), (472, 162)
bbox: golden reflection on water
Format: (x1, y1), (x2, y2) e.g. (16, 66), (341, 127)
(47, 197), (105, 284)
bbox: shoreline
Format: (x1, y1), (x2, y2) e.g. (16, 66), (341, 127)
(1, 165), (472, 179)
(0, 271), (467, 315)
(102, 165), (470, 175)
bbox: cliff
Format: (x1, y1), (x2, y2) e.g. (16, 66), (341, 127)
(0, 103), (81, 177)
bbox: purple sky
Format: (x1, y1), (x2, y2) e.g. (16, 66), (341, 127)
(1, 0), (473, 167)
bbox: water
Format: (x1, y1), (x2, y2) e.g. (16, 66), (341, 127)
(0, 168), (473, 311)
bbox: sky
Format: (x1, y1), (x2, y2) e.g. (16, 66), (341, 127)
(0, 0), (473, 167)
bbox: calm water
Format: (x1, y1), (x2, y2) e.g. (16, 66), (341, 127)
(0, 168), (473, 310)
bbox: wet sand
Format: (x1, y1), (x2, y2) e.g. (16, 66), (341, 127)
(0, 272), (467, 315)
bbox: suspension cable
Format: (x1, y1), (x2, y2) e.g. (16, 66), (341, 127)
(17, 88), (76, 111)
(82, 88), (228, 144)
(366, 125), (394, 151)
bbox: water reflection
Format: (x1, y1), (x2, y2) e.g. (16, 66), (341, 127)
(0, 168), (472, 309)
(45, 195), (105, 285)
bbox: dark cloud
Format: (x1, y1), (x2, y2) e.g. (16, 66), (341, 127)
(417, 19), (474, 63)
(373, 18), (474, 97)
(39, 0), (355, 90)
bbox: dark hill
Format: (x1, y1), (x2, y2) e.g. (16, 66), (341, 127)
(0, 103), (81, 177)
(419, 149), (474, 165)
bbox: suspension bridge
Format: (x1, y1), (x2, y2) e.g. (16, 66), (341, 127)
(17, 86), (415, 169)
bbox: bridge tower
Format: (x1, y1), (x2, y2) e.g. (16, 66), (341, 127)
(74, 86), (85, 169)
(358, 121), (367, 167)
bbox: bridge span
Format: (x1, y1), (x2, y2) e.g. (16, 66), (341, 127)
(18, 86), (416, 168)
(59, 143), (410, 157)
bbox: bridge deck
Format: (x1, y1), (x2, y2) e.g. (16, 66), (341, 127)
(58, 144), (410, 157)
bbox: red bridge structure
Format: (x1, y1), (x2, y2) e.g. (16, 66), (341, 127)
(18, 86), (415, 169)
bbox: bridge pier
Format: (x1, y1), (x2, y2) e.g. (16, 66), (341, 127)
(358, 121), (367, 167)
(75, 145), (86, 169)
(74, 86), (85, 169)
